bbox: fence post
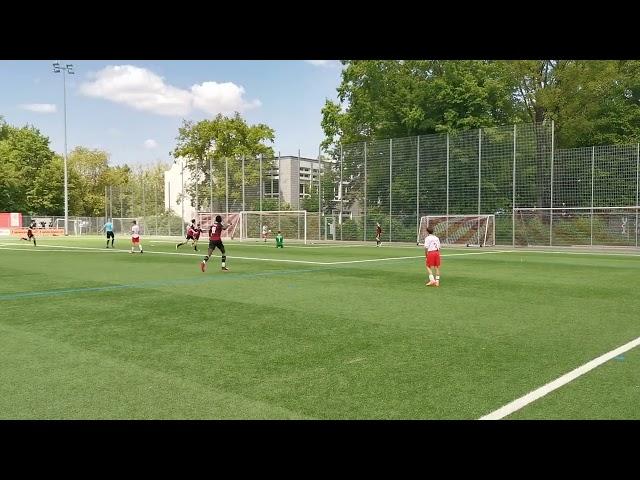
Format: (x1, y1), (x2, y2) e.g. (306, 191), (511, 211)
(209, 156), (213, 212)
(154, 181), (158, 236)
(180, 161), (185, 237)
(512, 124), (517, 247)
(446, 133), (450, 244)
(389, 138), (393, 244)
(242, 155), (245, 213)
(591, 146), (595, 246)
(364, 142), (367, 243)
(318, 145), (322, 242)
(225, 157), (229, 220)
(416, 136), (420, 244)
(478, 128), (482, 240)
(340, 144), (343, 241)
(259, 154), (263, 233)
(636, 143), (639, 248)
(550, 119), (555, 246)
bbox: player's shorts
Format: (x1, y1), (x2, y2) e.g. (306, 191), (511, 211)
(208, 239), (225, 254)
(186, 234), (194, 241)
(426, 250), (441, 268)
(27, 230), (34, 238)
(107, 231), (114, 239)
(193, 235), (201, 241)
(132, 236), (140, 244)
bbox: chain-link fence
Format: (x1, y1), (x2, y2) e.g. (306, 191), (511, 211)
(23, 122), (639, 247)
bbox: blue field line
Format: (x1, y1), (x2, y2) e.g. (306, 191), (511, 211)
(0, 266), (332, 301)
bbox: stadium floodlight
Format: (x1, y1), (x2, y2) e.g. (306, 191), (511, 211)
(52, 61), (75, 236)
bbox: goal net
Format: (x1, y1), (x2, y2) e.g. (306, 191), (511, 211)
(514, 206), (639, 247)
(417, 215), (495, 246)
(196, 211), (308, 243)
(196, 212), (242, 240)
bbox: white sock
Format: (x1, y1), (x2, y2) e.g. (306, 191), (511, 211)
(429, 274), (435, 282)
(436, 276), (440, 281)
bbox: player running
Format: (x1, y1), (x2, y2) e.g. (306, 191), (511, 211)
(191, 223), (203, 251)
(20, 220), (37, 246)
(177, 219), (197, 250)
(201, 215), (230, 272)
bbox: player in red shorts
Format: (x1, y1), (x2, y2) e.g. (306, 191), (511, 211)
(423, 226), (441, 286)
(201, 215), (230, 272)
(130, 220), (143, 254)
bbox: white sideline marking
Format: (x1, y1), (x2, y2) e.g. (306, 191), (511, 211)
(0, 243), (512, 265)
(149, 240), (368, 249)
(480, 335), (640, 420)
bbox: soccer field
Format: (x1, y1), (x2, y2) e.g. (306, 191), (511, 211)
(1, 236), (639, 419)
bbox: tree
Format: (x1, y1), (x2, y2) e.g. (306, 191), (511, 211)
(172, 113), (275, 211)
(67, 147), (112, 216)
(0, 123), (56, 212)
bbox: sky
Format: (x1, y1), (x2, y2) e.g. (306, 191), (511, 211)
(0, 60), (343, 165)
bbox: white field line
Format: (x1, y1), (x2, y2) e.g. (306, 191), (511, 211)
(480, 335), (640, 420)
(0, 244), (513, 265)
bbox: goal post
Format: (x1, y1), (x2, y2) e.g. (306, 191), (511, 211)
(417, 215), (496, 246)
(513, 206), (639, 247)
(196, 210), (308, 244)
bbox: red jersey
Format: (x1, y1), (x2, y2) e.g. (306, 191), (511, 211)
(193, 227), (202, 240)
(376, 226), (382, 236)
(209, 223), (223, 241)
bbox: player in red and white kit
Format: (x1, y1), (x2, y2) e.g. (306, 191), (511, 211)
(424, 226), (441, 286)
(130, 220), (143, 254)
(201, 215), (230, 272)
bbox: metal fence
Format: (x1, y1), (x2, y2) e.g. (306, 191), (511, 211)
(33, 122), (638, 247)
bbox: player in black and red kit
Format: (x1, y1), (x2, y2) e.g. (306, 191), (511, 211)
(191, 223), (203, 251)
(20, 220), (37, 246)
(201, 215), (230, 272)
(177, 219), (197, 250)
(375, 222), (382, 247)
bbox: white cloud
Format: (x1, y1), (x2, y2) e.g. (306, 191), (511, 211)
(305, 60), (340, 68)
(19, 103), (57, 113)
(79, 65), (260, 116)
(144, 139), (158, 149)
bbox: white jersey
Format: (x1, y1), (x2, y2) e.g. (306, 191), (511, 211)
(262, 225), (268, 234)
(424, 234), (441, 252)
(131, 224), (140, 238)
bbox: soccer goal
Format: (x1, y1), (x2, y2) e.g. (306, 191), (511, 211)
(54, 218), (80, 235)
(240, 211), (308, 244)
(196, 212), (242, 240)
(417, 215), (495, 246)
(196, 211), (308, 243)
(513, 206), (639, 247)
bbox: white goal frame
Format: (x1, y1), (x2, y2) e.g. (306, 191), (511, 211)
(417, 214), (496, 246)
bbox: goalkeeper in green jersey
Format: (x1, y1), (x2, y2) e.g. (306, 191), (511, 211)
(275, 230), (284, 248)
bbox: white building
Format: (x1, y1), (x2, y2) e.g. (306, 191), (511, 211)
(164, 158), (197, 222)
(164, 154), (354, 221)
